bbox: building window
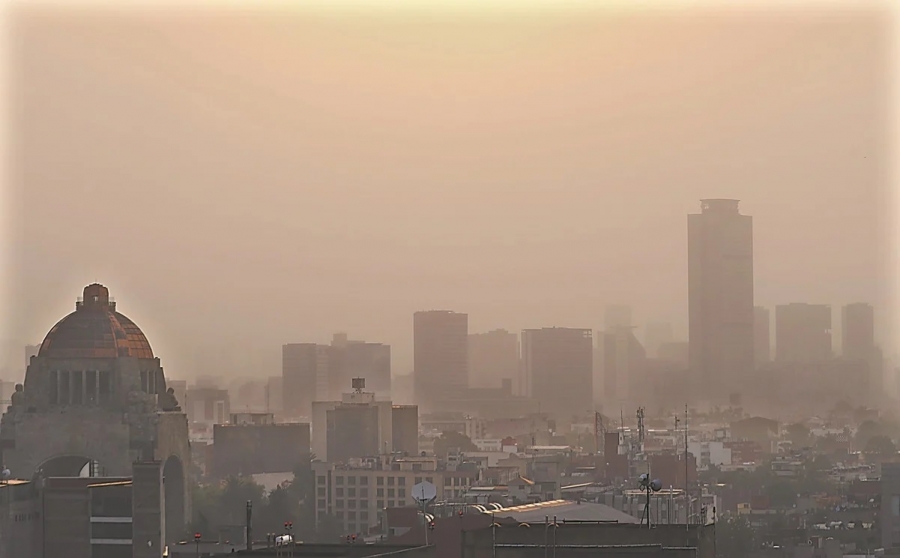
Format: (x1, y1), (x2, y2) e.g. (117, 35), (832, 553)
(361, 476), (368, 485)
(388, 489), (395, 498)
(336, 488), (344, 497)
(348, 476), (357, 485)
(336, 476), (344, 485)
(349, 500), (357, 509)
(337, 500), (344, 509)
(318, 476), (326, 484)
(377, 477), (384, 486)
(398, 489), (406, 499)
(59, 371), (71, 404)
(85, 371), (97, 404)
(398, 477), (406, 486)
(415, 477), (422, 485)
(387, 477), (395, 486)
(360, 500), (369, 510)
(377, 500), (384, 509)
(360, 489), (368, 498)
(377, 488), (384, 497)
(348, 488), (356, 498)
(426, 477), (433, 484)
(98, 371), (111, 404)
(318, 488), (326, 497)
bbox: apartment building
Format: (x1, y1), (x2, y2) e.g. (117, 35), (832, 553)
(313, 456), (477, 536)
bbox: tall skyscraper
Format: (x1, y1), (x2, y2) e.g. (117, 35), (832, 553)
(842, 303), (883, 395)
(413, 311), (468, 410)
(468, 329), (520, 392)
(282, 343), (330, 418)
(842, 303), (875, 360)
(688, 199), (754, 400)
(754, 306), (771, 365)
(522, 327), (593, 417)
(604, 305), (633, 331)
(775, 303), (832, 363)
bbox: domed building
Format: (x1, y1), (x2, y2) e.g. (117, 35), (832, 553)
(0, 283), (190, 545)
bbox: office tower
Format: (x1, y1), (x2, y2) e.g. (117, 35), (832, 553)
(604, 305), (633, 331)
(775, 303), (832, 362)
(283, 343), (330, 418)
(598, 328), (646, 402)
(413, 310), (468, 410)
(842, 303), (883, 394)
(391, 405), (419, 455)
(842, 303), (875, 359)
(644, 322), (673, 359)
(522, 327), (593, 417)
(688, 199), (754, 400)
(754, 306), (771, 365)
(468, 329), (520, 391)
(329, 333), (392, 401)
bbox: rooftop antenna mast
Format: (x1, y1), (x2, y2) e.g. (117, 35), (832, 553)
(637, 407), (645, 446)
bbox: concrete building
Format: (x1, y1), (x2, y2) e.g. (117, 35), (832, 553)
(688, 199), (754, 402)
(753, 306), (770, 365)
(265, 375), (283, 413)
(0, 284), (191, 550)
(315, 380), (394, 462)
(0, 466), (173, 558)
(212, 413), (311, 478)
(882, 462), (900, 548)
(392, 405), (419, 456)
(283, 343), (330, 419)
(468, 329), (520, 393)
(522, 328), (592, 418)
(414, 311), (468, 411)
(775, 303), (832, 363)
(313, 456), (477, 536)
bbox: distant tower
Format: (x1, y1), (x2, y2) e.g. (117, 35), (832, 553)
(688, 199), (754, 401)
(413, 311), (468, 411)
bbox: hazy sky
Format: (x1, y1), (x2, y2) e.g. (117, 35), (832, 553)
(2, 4), (891, 380)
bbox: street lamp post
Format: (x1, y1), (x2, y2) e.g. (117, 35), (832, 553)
(284, 521), (294, 558)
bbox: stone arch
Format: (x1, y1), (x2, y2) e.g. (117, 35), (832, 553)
(163, 455), (186, 544)
(34, 454), (106, 481)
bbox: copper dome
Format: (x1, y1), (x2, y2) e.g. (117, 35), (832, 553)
(37, 284), (154, 360)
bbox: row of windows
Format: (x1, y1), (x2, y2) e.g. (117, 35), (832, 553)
(333, 475), (445, 486)
(334, 488), (406, 499)
(12, 511), (39, 523)
(317, 499), (402, 512)
(48, 371), (112, 406)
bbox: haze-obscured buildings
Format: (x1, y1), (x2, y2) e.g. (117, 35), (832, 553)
(688, 199), (754, 402)
(775, 303), (832, 363)
(522, 327), (592, 418)
(754, 306), (770, 365)
(468, 329), (520, 393)
(413, 311), (468, 412)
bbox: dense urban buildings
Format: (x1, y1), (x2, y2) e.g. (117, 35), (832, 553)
(688, 198), (754, 402)
(774, 303), (832, 363)
(522, 327), (592, 417)
(413, 310), (468, 411)
(644, 322), (673, 359)
(597, 327), (646, 405)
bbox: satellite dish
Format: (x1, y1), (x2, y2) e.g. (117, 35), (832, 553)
(649, 479), (662, 492)
(412, 481), (437, 505)
(1, 468), (10, 481)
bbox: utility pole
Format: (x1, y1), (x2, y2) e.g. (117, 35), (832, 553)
(684, 404), (689, 529)
(246, 500), (252, 552)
